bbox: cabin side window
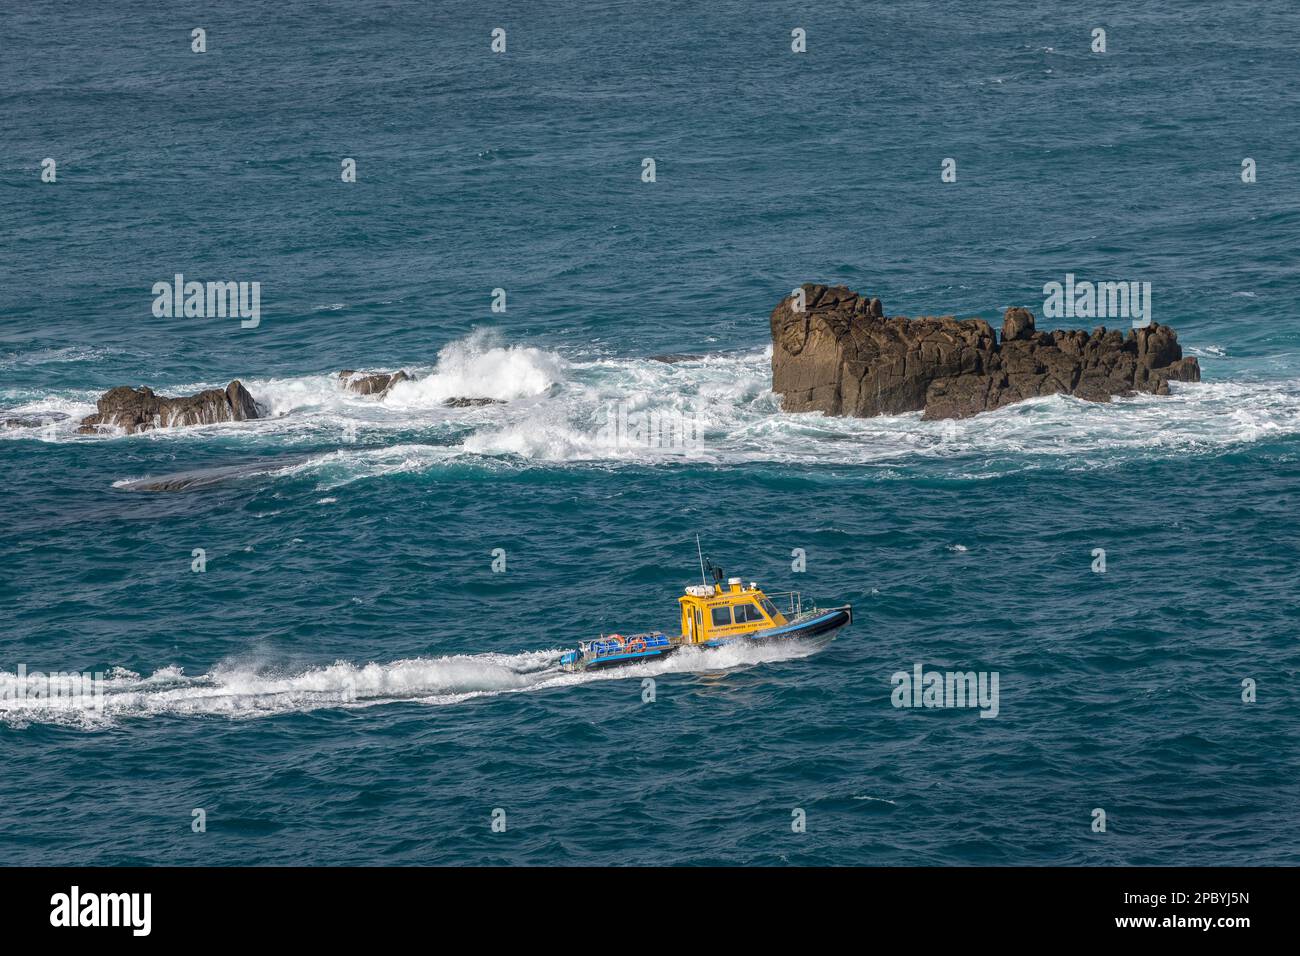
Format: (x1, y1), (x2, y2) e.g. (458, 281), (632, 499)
(732, 603), (766, 624)
(711, 606), (733, 627)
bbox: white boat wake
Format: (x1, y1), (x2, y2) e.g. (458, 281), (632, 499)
(0, 638), (826, 730)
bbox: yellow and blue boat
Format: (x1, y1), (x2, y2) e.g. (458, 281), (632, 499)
(560, 560), (851, 672)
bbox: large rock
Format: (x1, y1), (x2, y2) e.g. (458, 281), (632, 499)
(78, 381), (260, 434)
(338, 369), (409, 396)
(771, 284), (1200, 420)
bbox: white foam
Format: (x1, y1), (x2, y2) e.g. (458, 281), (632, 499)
(0, 638), (825, 729)
(200, 357), (1300, 489)
(0, 394), (97, 439)
(10, 332), (1300, 483)
(269, 443), (461, 489)
(384, 328), (565, 407)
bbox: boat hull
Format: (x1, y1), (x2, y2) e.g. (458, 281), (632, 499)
(561, 605), (852, 673)
(574, 644), (680, 671)
(705, 605), (852, 648)
(559, 632), (677, 671)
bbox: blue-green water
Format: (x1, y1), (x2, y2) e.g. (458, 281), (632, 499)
(2, 1), (1299, 865)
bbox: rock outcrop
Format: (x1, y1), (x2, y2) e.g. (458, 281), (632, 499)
(770, 284), (1200, 420)
(443, 397), (504, 408)
(338, 370), (409, 396)
(78, 381), (260, 434)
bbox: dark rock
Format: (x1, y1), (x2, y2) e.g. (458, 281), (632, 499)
(78, 381), (260, 434)
(443, 397), (505, 408)
(338, 370), (410, 396)
(770, 284), (1200, 420)
(116, 456), (310, 492)
(1001, 308), (1035, 342)
(649, 353), (704, 364)
(1, 412), (69, 429)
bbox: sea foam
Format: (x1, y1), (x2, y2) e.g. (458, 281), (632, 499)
(0, 638), (824, 729)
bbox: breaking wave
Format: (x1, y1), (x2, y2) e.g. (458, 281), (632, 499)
(385, 328), (566, 406)
(5, 330), (1300, 484)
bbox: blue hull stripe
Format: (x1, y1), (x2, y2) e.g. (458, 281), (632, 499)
(587, 649), (672, 665)
(704, 608), (847, 645)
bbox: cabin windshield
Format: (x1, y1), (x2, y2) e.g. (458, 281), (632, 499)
(759, 597), (779, 618)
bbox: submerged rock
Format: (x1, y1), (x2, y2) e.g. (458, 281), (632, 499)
(338, 369), (409, 396)
(770, 284), (1200, 420)
(1, 412), (69, 429)
(649, 353), (704, 364)
(443, 396), (504, 408)
(78, 381), (260, 434)
(117, 456), (309, 492)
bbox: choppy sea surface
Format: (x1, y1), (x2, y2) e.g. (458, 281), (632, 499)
(2, 1), (1299, 865)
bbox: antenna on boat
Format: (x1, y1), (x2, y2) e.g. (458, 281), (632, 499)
(696, 534), (708, 587)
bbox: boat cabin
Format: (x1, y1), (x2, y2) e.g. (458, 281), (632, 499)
(679, 576), (789, 644)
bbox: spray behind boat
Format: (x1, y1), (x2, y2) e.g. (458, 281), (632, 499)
(557, 537), (853, 673)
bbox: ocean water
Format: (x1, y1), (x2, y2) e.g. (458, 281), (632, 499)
(2, 0), (1299, 865)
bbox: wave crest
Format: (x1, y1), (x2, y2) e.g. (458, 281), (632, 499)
(385, 328), (566, 406)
